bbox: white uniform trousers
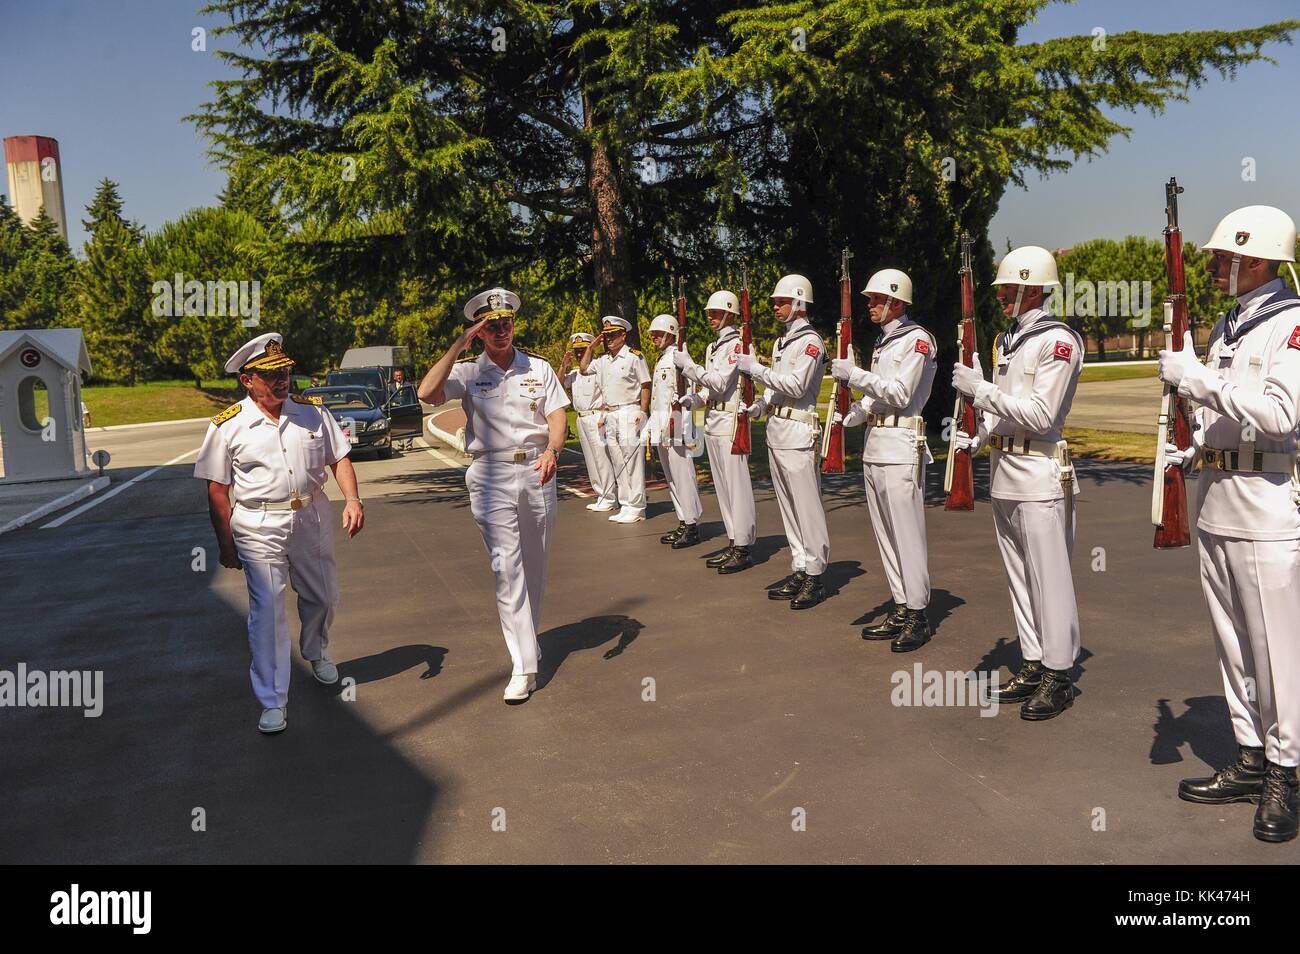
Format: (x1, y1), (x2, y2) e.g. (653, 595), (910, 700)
(465, 456), (557, 675)
(863, 460), (930, 610)
(1197, 531), (1300, 767)
(704, 431), (756, 546)
(992, 496), (1079, 672)
(657, 443), (703, 523)
(576, 413), (615, 506)
(231, 495), (337, 709)
(768, 445), (830, 575)
(601, 405), (646, 511)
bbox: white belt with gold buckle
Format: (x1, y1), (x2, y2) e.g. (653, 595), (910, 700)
(240, 490), (316, 512)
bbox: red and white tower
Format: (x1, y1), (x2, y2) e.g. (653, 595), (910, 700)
(4, 136), (68, 241)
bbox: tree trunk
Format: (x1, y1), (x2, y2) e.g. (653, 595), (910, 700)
(1095, 334), (1106, 362)
(582, 101), (637, 345)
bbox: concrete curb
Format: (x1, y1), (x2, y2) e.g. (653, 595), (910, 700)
(0, 475), (111, 536)
(425, 416), (467, 455)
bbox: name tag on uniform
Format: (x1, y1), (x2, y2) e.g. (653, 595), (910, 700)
(472, 378), (501, 397)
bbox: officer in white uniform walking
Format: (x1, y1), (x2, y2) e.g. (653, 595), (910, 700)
(560, 332), (616, 512)
(951, 246), (1083, 720)
(673, 289), (758, 573)
(648, 313), (704, 548)
(194, 333), (365, 734)
(737, 274), (831, 609)
(1158, 205), (1300, 843)
(418, 288), (570, 703)
(579, 315), (651, 523)
(830, 268), (937, 651)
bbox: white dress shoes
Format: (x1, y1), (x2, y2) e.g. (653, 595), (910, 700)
(258, 706), (287, 733)
(503, 673), (537, 703)
(608, 506), (645, 523)
(311, 656), (339, 685)
(586, 499), (617, 512)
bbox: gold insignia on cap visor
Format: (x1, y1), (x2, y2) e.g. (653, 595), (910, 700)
(472, 292), (517, 322)
(243, 339), (296, 371)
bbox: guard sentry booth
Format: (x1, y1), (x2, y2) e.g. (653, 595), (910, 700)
(0, 329), (93, 483)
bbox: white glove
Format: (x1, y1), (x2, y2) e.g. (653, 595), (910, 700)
(841, 404), (867, 428)
(740, 398), (765, 419)
(676, 392), (703, 411)
(1158, 331), (1211, 392)
(671, 347), (694, 369)
(830, 358), (857, 383)
(951, 357), (985, 399)
(1163, 420), (1204, 472)
(952, 416), (989, 456)
(736, 351), (761, 376)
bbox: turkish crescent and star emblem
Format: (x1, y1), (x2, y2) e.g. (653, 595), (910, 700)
(804, 344), (820, 359)
(915, 339), (930, 356)
(1054, 342), (1073, 360)
(1288, 325), (1300, 350)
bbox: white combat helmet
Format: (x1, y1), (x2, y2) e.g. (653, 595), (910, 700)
(648, 313), (680, 338)
(705, 290), (740, 315)
(993, 245), (1061, 288)
(770, 274), (814, 304)
(1204, 206), (1296, 262)
(861, 268), (913, 305)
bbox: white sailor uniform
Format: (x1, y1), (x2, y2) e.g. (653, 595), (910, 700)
(194, 394), (350, 708)
(844, 317), (937, 610)
(564, 366), (615, 507)
(586, 345), (651, 513)
(1183, 278), (1300, 768)
(751, 317), (831, 576)
(444, 348), (570, 676)
(683, 325), (757, 547)
(650, 345), (703, 525)
(967, 307), (1083, 672)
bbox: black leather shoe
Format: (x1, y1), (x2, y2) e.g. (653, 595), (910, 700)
(890, 609), (932, 653)
(769, 571), (806, 600)
(1253, 764), (1299, 843)
(671, 523), (699, 549)
(1020, 667), (1074, 721)
(706, 541), (735, 568)
(790, 574), (825, 610)
(991, 660), (1043, 702)
(862, 605), (906, 640)
(717, 546), (752, 574)
(660, 521), (686, 544)
(1178, 746), (1266, 805)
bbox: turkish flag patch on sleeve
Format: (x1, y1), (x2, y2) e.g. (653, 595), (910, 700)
(804, 344), (820, 359)
(1053, 341), (1073, 361)
(1288, 326), (1300, 350)
(915, 339), (930, 356)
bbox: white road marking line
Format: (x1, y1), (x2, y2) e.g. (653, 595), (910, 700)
(414, 437), (590, 498)
(41, 447), (200, 529)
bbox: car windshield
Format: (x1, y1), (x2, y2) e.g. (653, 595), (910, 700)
(308, 389), (376, 410)
(329, 371), (383, 388)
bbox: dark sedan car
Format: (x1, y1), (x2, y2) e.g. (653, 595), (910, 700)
(302, 386), (396, 459)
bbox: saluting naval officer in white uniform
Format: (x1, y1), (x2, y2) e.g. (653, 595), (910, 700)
(647, 312), (704, 548)
(830, 268), (937, 652)
(1158, 205), (1300, 843)
(673, 289), (758, 573)
(578, 316), (652, 523)
(736, 274), (831, 610)
(418, 288), (570, 703)
(194, 333), (365, 734)
(560, 332), (616, 512)
(951, 245), (1083, 721)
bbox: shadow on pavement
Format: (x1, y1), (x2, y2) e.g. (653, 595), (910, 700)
(537, 615), (645, 689)
(1150, 695), (1238, 770)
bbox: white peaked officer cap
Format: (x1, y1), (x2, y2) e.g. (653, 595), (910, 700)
(1203, 206), (1297, 262)
(771, 274), (814, 304)
(993, 246), (1060, 288)
(225, 332), (295, 374)
(463, 287), (521, 322)
(569, 332), (595, 346)
(705, 290), (740, 315)
(600, 315), (632, 334)
(648, 313), (679, 337)
(861, 268), (913, 305)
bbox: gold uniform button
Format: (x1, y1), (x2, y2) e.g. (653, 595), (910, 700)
(529, 402), (537, 411)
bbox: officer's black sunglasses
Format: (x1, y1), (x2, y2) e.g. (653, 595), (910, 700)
(251, 367), (291, 381)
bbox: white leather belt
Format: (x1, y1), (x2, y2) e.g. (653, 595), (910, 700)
(769, 405), (819, 426)
(1202, 447), (1295, 474)
(866, 412), (923, 429)
(239, 490), (316, 512)
(707, 397), (741, 413)
(577, 408), (599, 418)
(472, 447), (542, 463)
(602, 402), (638, 411)
(988, 434), (1059, 458)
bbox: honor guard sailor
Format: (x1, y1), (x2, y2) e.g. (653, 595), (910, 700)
(194, 332), (365, 734)
(736, 274), (831, 609)
(648, 313), (704, 547)
(560, 332), (617, 512)
(951, 246), (1083, 720)
(418, 288), (570, 703)
(830, 268), (938, 651)
(673, 289), (758, 572)
(579, 315), (652, 523)
(1158, 205), (1300, 843)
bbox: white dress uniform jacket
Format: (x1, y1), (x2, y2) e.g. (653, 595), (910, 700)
(564, 367), (614, 506)
(651, 346), (703, 523)
(585, 345), (650, 512)
(848, 316), (937, 465)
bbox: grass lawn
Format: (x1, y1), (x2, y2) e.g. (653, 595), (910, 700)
(80, 380), (241, 427)
(1078, 363), (1157, 384)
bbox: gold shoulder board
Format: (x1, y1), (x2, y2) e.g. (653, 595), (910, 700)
(291, 393), (323, 405)
(629, 347), (643, 357)
(212, 403), (242, 426)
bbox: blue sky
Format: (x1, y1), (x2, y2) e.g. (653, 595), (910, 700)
(1, 0), (1296, 253)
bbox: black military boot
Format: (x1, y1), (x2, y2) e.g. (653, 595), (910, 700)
(1020, 667), (1074, 721)
(790, 574), (825, 610)
(1178, 745), (1266, 805)
(706, 540), (735, 568)
(768, 570), (806, 600)
(660, 521), (686, 544)
(1253, 764), (1299, 843)
(717, 545), (752, 575)
(671, 523), (700, 549)
(890, 609), (933, 653)
(862, 604), (906, 641)
(990, 660), (1043, 702)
